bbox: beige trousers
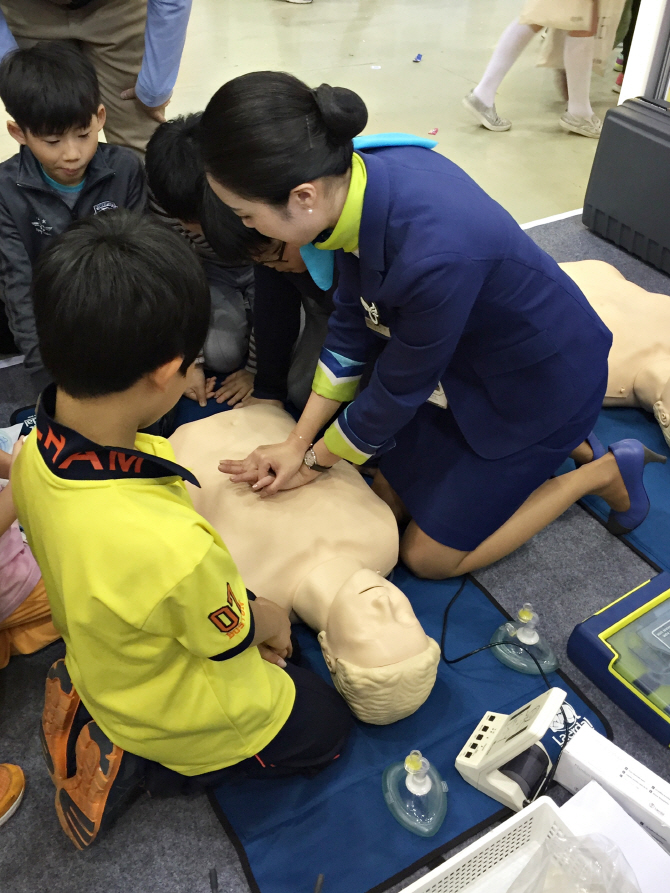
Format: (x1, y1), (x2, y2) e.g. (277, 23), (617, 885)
(0, 0), (158, 154)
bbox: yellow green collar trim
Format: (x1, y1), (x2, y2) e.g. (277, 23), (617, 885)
(316, 153), (367, 254)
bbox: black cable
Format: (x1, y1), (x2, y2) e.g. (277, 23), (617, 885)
(440, 577), (570, 802)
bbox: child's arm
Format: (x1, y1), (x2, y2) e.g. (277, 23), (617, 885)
(143, 555), (293, 669)
(125, 154), (148, 213)
(0, 450), (11, 479)
(0, 483), (17, 539)
(251, 266), (304, 403)
(249, 596), (292, 667)
(0, 439), (24, 535)
(0, 202), (49, 391)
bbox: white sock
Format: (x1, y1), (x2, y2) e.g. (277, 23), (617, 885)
(564, 35), (594, 119)
(473, 19), (537, 108)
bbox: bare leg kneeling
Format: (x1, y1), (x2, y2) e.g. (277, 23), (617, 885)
(399, 453), (632, 580)
(372, 469), (411, 525)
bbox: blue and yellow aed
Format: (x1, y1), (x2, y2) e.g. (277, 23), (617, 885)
(568, 573), (670, 747)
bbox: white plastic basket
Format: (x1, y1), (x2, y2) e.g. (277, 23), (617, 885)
(403, 797), (571, 893)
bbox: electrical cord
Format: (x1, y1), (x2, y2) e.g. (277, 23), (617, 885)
(440, 577), (570, 803)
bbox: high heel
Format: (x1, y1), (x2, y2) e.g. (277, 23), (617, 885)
(605, 439), (667, 536)
(586, 432), (606, 461)
(573, 431), (605, 467)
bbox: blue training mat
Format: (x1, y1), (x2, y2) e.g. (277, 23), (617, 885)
(210, 569), (610, 893)
(559, 407), (670, 573)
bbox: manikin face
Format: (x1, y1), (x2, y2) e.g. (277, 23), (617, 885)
(319, 569), (428, 670)
(206, 174), (332, 247)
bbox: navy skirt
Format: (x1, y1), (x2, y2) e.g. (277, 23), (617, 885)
(379, 380), (605, 552)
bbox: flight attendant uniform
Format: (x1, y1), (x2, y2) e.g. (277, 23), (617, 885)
(311, 146), (612, 551)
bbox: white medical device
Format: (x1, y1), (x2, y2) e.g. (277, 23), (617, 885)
(455, 687), (567, 811)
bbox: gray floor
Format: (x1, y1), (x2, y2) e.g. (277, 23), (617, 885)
(1, 219), (670, 892)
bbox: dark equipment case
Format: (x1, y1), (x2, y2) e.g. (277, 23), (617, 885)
(583, 97), (670, 275)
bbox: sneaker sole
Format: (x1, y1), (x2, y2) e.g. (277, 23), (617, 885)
(41, 660), (81, 785)
(0, 787), (24, 827)
(559, 118), (600, 139)
(461, 97), (511, 132)
(55, 723), (122, 849)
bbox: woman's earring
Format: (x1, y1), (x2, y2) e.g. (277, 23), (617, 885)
(308, 209), (313, 214)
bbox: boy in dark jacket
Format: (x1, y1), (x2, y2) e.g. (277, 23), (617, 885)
(0, 42), (146, 396)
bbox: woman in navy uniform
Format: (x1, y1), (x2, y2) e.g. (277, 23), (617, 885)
(202, 72), (665, 580)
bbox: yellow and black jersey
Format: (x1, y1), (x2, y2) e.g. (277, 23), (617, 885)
(12, 385), (295, 775)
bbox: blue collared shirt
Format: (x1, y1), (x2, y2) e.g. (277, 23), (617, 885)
(0, 0), (192, 109)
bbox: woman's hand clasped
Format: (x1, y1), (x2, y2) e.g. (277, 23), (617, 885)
(218, 433), (318, 496)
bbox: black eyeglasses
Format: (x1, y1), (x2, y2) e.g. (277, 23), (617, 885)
(262, 241), (287, 265)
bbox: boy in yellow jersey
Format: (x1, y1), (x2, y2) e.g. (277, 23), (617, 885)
(12, 211), (352, 849)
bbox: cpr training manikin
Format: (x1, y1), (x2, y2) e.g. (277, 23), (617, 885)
(561, 261), (670, 449)
(169, 260), (669, 726)
(169, 405), (441, 725)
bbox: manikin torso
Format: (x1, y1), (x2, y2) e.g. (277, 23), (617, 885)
(169, 406), (440, 724)
(560, 261), (670, 447)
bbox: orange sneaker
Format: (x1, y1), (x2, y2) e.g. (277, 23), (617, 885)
(40, 658), (81, 785)
(0, 763), (25, 827)
(55, 722), (142, 849)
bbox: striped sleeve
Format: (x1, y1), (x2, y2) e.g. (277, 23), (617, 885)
(312, 348), (366, 403)
(245, 329), (258, 376)
(323, 406), (393, 465)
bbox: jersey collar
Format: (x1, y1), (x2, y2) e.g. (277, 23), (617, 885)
(35, 384), (200, 487)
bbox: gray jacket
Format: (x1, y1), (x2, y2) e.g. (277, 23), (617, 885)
(0, 143), (147, 393)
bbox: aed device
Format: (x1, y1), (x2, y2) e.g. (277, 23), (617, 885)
(455, 688), (566, 811)
(568, 573), (670, 747)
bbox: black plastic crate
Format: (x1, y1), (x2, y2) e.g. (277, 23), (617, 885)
(583, 97), (670, 275)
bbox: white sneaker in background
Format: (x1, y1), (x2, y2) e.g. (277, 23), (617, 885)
(462, 91), (511, 132)
(559, 112), (602, 139)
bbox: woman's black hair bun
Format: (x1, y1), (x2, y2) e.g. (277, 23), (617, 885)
(312, 84), (368, 144)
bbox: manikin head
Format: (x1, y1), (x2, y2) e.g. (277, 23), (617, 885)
(317, 570), (440, 724)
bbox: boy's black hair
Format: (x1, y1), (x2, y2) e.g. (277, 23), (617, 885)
(200, 184), (273, 265)
(145, 113), (206, 223)
(0, 42), (101, 136)
(33, 210), (211, 399)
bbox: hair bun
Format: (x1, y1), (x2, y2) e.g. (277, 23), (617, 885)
(312, 84), (368, 144)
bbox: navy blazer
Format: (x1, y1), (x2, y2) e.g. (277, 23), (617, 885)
(322, 146), (612, 461)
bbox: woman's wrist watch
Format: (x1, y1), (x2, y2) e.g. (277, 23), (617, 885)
(303, 446), (332, 473)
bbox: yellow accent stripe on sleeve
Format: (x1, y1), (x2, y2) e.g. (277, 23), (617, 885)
(312, 364), (360, 403)
(324, 422), (370, 465)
